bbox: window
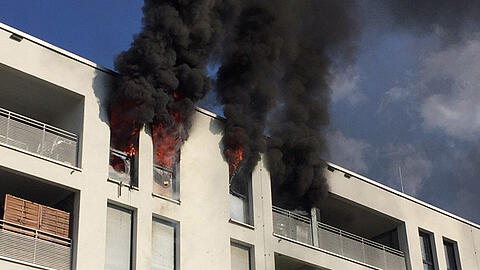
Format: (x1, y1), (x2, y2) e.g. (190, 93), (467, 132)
(153, 162), (179, 200)
(444, 239), (460, 270)
(152, 218), (177, 270)
(109, 149), (137, 186)
(152, 122), (181, 200)
(230, 170), (253, 225)
(105, 204), (133, 270)
(231, 242), (252, 270)
(419, 231), (437, 270)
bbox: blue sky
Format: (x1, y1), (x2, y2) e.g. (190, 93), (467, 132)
(1, 1), (479, 223)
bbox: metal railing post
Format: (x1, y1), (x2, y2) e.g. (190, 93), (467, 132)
(310, 207), (319, 247)
(41, 124), (46, 155)
(33, 229), (38, 264)
(383, 246), (388, 270)
(361, 238), (366, 263)
(6, 112), (11, 142)
(339, 230), (344, 255)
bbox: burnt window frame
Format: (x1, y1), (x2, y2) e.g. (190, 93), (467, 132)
(152, 161), (180, 202)
(108, 131), (140, 188)
(108, 148), (139, 188)
(150, 122), (181, 202)
(229, 169), (254, 226)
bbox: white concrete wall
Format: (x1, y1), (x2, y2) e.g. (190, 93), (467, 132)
(0, 22), (479, 270)
(326, 164), (480, 270)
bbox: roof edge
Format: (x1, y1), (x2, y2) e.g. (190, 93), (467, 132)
(2, 21), (478, 229)
(0, 21), (116, 76)
(326, 161), (480, 230)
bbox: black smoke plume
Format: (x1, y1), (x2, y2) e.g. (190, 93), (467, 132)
(216, 0), (359, 210)
(110, 0), (236, 153)
(112, 0), (480, 211)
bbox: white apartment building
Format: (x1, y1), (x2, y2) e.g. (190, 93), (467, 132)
(0, 22), (478, 270)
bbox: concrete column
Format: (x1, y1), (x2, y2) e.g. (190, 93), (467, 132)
(256, 161), (275, 270)
(310, 207), (319, 247)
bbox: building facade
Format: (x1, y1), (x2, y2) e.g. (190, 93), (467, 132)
(0, 22), (479, 270)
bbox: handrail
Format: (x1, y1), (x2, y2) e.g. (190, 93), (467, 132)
(0, 219), (72, 245)
(0, 107), (78, 140)
(272, 206), (311, 223)
(273, 206), (404, 257)
(153, 163), (174, 173)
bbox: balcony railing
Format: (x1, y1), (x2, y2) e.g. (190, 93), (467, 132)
(0, 108), (78, 167)
(272, 206), (313, 245)
(272, 206), (406, 270)
(0, 219), (71, 270)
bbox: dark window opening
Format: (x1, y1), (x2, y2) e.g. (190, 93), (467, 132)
(230, 169), (252, 225)
(444, 239), (460, 270)
(420, 231), (436, 270)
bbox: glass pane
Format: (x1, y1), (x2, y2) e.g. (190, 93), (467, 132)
(444, 242), (458, 270)
(109, 151), (132, 185)
(152, 219), (175, 270)
(231, 244), (250, 270)
(105, 205), (132, 270)
(230, 193), (249, 223)
(153, 165), (177, 199)
(419, 232), (433, 263)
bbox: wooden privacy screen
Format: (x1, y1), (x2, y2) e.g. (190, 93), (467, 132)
(2, 194), (70, 240)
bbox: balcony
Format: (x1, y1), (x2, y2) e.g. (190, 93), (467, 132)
(272, 206), (406, 270)
(0, 107), (78, 167)
(0, 219), (71, 270)
(0, 168), (75, 270)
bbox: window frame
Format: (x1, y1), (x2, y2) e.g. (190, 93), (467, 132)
(419, 230), (438, 270)
(153, 161), (180, 201)
(105, 203), (135, 270)
(443, 238), (461, 270)
(230, 241), (254, 270)
(229, 171), (254, 226)
(151, 217), (179, 270)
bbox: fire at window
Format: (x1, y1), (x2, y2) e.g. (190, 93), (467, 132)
(109, 149), (136, 186)
(153, 162), (179, 200)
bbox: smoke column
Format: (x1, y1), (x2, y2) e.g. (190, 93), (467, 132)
(216, 0), (359, 210)
(111, 0), (480, 211)
(111, 0), (236, 160)
(216, 2), (283, 180)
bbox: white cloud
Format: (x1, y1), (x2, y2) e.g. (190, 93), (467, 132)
(330, 66), (364, 105)
(418, 38), (480, 141)
(326, 131), (370, 173)
(383, 144), (432, 196)
(377, 86), (411, 113)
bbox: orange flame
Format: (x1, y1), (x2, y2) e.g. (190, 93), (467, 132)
(109, 101), (140, 156)
(226, 146), (244, 176)
(152, 110), (184, 169)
